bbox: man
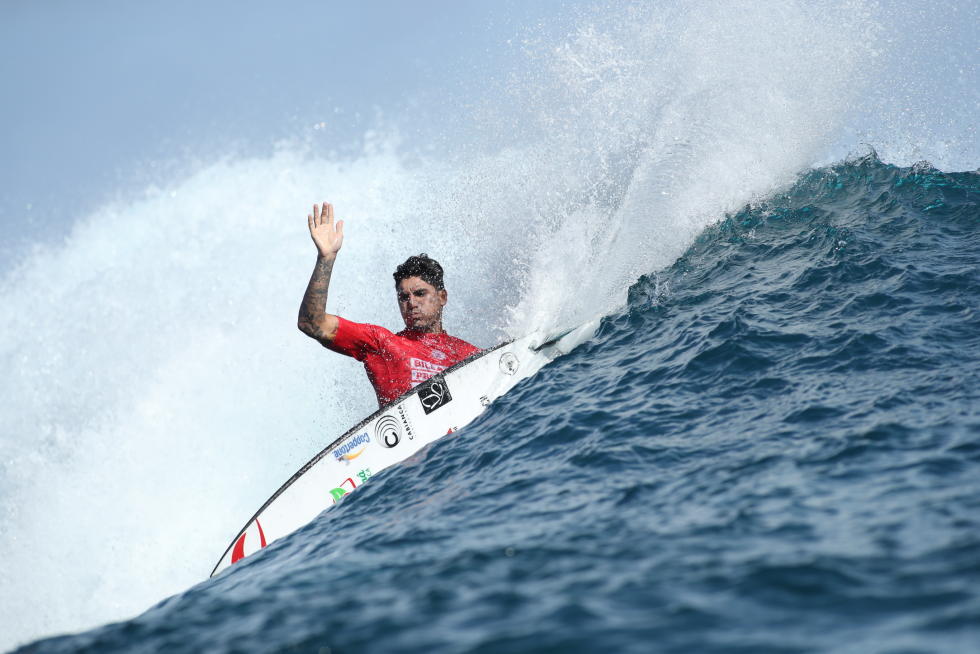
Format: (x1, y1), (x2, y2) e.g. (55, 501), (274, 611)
(297, 202), (480, 407)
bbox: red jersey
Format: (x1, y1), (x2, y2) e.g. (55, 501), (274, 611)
(327, 317), (481, 406)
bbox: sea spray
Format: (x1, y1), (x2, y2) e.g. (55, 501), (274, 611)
(496, 0), (880, 333)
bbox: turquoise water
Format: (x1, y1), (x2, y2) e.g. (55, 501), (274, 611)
(17, 154), (980, 653)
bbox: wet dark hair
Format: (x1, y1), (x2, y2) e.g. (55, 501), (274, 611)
(393, 253), (445, 290)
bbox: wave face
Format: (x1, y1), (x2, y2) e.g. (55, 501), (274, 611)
(15, 155), (980, 653)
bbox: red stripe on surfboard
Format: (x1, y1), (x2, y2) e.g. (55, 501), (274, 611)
(231, 532), (247, 564)
(230, 520), (267, 565)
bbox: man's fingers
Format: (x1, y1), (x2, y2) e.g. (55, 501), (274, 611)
(336, 219), (344, 235)
(310, 202), (338, 230)
(308, 213), (314, 231)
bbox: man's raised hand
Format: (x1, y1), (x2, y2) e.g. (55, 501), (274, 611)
(298, 202), (342, 343)
(308, 202), (345, 259)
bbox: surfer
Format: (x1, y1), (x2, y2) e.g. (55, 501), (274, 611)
(298, 202), (480, 407)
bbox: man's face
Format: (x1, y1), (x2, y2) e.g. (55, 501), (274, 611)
(396, 276), (447, 332)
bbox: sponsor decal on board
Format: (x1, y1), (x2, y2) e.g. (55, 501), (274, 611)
(329, 469), (372, 503)
(330, 477), (356, 502)
(418, 376), (452, 414)
(397, 403), (415, 440)
(499, 352), (519, 375)
(333, 432), (370, 462)
(375, 414), (401, 448)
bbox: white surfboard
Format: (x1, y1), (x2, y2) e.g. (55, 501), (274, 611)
(210, 320), (598, 577)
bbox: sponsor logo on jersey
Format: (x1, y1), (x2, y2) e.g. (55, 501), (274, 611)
(410, 356), (447, 383)
(333, 432), (370, 461)
(418, 376), (453, 414)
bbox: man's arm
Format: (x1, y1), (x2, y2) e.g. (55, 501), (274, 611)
(298, 202), (344, 344)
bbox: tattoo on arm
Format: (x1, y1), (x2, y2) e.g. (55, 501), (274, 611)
(298, 255), (335, 338)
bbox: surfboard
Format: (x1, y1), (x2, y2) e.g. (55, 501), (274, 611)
(210, 319), (598, 577)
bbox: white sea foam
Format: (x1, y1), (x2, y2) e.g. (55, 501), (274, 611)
(499, 0), (881, 332)
(0, 1), (886, 649)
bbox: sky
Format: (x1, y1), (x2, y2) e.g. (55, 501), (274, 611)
(0, 0), (579, 253)
(1, 0), (976, 263)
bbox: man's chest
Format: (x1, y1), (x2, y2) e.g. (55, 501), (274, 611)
(376, 338), (455, 376)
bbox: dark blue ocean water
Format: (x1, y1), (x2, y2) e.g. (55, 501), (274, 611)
(18, 155), (980, 653)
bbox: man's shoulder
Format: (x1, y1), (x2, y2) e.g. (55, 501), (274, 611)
(331, 317), (396, 354)
(337, 317), (393, 336)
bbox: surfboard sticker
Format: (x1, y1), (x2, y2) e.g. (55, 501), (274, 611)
(499, 352), (519, 375)
(417, 375), (452, 414)
(209, 320), (598, 578)
(374, 415), (401, 448)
